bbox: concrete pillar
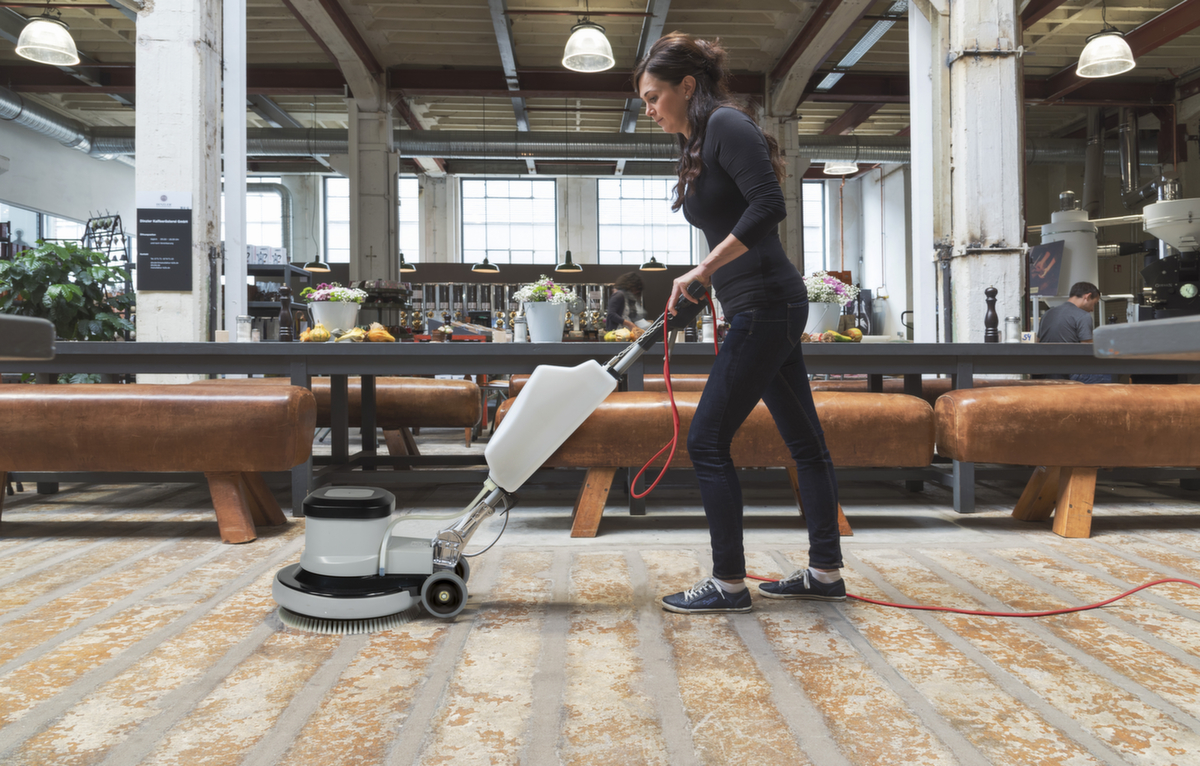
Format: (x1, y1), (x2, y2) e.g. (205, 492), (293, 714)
(768, 117), (808, 273)
(420, 175), (456, 264)
(133, 0), (221, 349)
(280, 174), (322, 266)
(908, 0), (940, 342)
(347, 98), (399, 282)
(558, 177), (597, 264)
(941, 0), (1025, 342)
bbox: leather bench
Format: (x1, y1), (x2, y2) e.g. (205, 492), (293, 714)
(935, 385), (1200, 537)
(494, 391), (934, 537)
(508, 373), (708, 398)
(0, 384), (316, 543)
(812, 377), (1081, 407)
(191, 376), (482, 452)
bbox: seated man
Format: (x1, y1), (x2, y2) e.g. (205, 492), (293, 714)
(1036, 281), (1110, 384)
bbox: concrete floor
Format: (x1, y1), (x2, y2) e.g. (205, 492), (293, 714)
(2, 431), (1200, 765)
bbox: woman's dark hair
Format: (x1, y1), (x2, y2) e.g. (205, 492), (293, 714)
(633, 32), (786, 211)
(613, 271), (643, 293)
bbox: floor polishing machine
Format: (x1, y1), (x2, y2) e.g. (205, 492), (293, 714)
(273, 281), (710, 624)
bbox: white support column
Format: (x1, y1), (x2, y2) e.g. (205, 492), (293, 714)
(222, 0), (246, 336)
(908, 1), (938, 342)
(769, 117), (809, 273)
(348, 97), (399, 282)
(944, 0), (1025, 341)
(134, 0), (221, 358)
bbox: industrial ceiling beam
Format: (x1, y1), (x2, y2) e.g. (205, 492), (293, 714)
(0, 9), (134, 108)
(1020, 0), (1070, 29)
(768, 0), (873, 116)
(486, 0), (534, 172)
(821, 102), (883, 135)
(248, 95), (304, 128)
(1038, 0), (1200, 104)
(804, 72), (1174, 106)
(617, 0), (671, 175)
(279, 0), (384, 109)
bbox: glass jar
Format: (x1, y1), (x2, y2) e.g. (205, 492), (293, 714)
(1004, 316), (1021, 344)
(235, 315), (253, 343)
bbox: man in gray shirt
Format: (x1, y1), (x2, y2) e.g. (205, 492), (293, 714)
(1037, 281), (1109, 382)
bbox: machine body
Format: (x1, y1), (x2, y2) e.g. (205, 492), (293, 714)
(273, 282), (711, 621)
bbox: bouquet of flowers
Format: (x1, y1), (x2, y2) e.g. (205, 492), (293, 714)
(803, 271), (859, 307)
(299, 282), (368, 304)
(512, 275), (572, 305)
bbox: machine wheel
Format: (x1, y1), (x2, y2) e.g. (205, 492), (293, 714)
(421, 571), (467, 619)
(454, 558), (471, 584)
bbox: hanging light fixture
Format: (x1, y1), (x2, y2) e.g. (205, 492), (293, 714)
(823, 160), (859, 175)
(1077, 1), (1135, 79)
(16, 7), (80, 67)
(471, 255), (500, 274)
(399, 251), (416, 273)
(563, 2), (613, 73)
(302, 258), (331, 273)
(556, 249), (582, 272)
(640, 255), (667, 272)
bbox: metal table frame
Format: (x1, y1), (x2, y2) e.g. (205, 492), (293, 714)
(4, 341), (1197, 514)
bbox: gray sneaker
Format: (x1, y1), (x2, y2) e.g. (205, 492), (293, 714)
(758, 569), (846, 601)
(662, 577), (753, 614)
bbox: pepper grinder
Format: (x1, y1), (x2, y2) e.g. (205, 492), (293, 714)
(983, 286), (1000, 343)
(278, 284), (294, 342)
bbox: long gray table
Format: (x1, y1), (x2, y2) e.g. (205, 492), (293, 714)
(4, 341), (1197, 513)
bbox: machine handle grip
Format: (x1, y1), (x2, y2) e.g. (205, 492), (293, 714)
(665, 280), (711, 330)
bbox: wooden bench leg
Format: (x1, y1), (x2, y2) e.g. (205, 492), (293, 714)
(0, 470), (6, 520)
(205, 471), (258, 544)
(241, 472), (288, 528)
(788, 466), (853, 536)
(1053, 467), (1097, 539)
(1013, 466), (1061, 522)
(464, 427), (473, 448)
(382, 427), (420, 469)
(571, 467), (617, 538)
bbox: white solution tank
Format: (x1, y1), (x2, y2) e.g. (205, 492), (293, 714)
(1143, 198), (1200, 253)
(1040, 208), (1099, 307)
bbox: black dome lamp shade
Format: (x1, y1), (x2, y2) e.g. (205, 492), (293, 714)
(639, 256), (667, 272)
(555, 249), (582, 273)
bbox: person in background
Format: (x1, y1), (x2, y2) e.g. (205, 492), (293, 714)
(636, 33), (844, 614)
(605, 271), (652, 331)
(1036, 280), (1110, 383)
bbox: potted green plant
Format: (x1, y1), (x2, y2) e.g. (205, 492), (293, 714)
(0, 240), (134, 342)
(513, 275), (571, 343)
(803, 271), (859, 335)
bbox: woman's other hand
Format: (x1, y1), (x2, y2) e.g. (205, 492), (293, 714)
(668, 266), (713, 315)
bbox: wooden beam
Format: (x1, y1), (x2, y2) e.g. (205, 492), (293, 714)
(821, 102), (883, 135)
(770, 0), (873, 115)
(1021, 0), (1070, 30)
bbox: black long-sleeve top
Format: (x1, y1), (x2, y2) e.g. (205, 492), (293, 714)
(681, 107), (806, 318)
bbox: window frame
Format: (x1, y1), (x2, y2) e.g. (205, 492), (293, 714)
(595, 177), (693, 267)
(459, 177), (558, 266)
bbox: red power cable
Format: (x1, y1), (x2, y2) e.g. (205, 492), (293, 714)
(631, 291), (719, 499)
(745, 574), (1200, 617)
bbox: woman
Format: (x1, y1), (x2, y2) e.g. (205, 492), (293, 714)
(605, 271), (652, 332)
(635, 33), (844, 614)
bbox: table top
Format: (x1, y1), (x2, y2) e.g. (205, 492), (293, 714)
(1, 340), (1197, 376)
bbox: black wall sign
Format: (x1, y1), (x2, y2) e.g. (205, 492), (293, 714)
(137, 208), (192, 291)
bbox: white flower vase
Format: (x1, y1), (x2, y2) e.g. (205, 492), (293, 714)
(309, 301), (360, 332)
(805, 302), (843, 335)
(523, 302), (566, 343)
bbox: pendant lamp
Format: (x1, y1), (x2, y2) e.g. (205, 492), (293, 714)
(823, 160), (858, 176)
(16, 8), (79, 67)
(563, 21), (614, 73)
(302, 259), (331, 273)
(555, 249), (582, 272)
(472, 255), (500, 274)
(399, 251), (416, 273)
(1076, 1), (1135, 79)
(640, 256), (667, 272)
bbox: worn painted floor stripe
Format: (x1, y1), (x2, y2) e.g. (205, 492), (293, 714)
(415, 550), (555, 765)
(557, 550), (670, 765)
(642, 548), (812, 766)
(839, 549), (1104, 765)
(865, 548), (1200, 765)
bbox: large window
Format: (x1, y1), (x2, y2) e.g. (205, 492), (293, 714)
(0, 200), (84, 249)
(221, 177), (284, 251)
(398, 177), (419, 261)
(597, 178), (692, 266)
(324, 177), (350, 263)
(461, 178), (557, 265)
(802, 181), (826, 271)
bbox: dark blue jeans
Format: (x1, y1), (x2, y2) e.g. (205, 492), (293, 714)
(686, 301), (843, 579)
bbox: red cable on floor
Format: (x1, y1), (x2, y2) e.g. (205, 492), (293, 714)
(745, 574), (1200, 617)
(631, 291), (720, 499)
